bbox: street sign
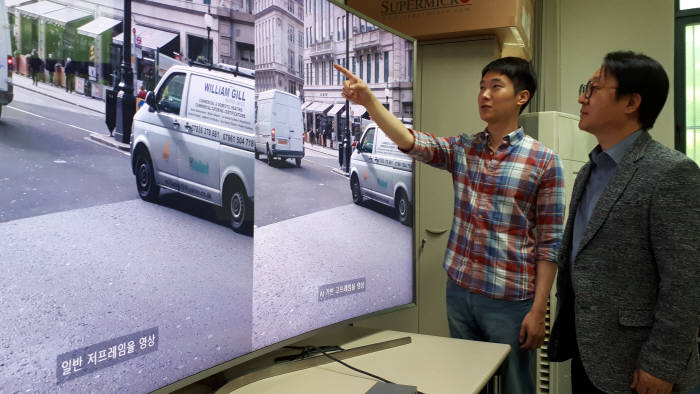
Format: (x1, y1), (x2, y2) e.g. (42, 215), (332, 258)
(88, 66), (96, 81)
(136, 36), (142, 46)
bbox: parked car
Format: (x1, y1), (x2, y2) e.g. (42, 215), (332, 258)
(130, 64), (255, 234)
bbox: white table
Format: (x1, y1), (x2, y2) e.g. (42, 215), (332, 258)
(216, 327), (510, 394)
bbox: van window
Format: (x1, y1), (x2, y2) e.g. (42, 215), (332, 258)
(360, 127), (375, 153)
(157, 73), (186, 115)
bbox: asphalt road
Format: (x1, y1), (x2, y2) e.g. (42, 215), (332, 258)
(0, 87), (254, 393)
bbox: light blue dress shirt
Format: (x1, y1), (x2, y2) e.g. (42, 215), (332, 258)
(570, 130), (643, 292)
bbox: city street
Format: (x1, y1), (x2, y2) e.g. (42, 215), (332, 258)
(0, 86), (254, 392)
(252, 149), (414, 350)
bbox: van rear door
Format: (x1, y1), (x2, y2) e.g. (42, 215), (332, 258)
(287, 98), (304, 154)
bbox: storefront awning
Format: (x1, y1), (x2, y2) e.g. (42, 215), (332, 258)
(77, 17), (121, 38)
(42, 7), (92, 27)
(306, 102), (333, 113)
(16, 1), (64, 19)
(6, 0), (34, 9)
(301, 101), (313, 110)
(327, 103), (346, 116)
(113, 25), (178, 51)
(349, 104), (368, 117)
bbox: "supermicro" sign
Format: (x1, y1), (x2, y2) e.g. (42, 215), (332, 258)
(380, 0), (470, 15)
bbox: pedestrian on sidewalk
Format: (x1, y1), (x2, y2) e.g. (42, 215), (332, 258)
(45, 53), (57, 86)
(63, 57), (75, 94)
(29, 50), (42, 86)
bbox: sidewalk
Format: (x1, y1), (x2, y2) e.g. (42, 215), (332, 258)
(304, 141), (350, 177)
(12, 74), (106, 114)
(13, 74), (130, 152)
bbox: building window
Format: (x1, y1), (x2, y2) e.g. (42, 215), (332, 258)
(288, 0), (294, 13)
(384, 51), (389, 83)
(367, 55), (371, 83)
(375, 53), (379, 83)
(299, 55), (303, 78)
(342, 15), (346, 39)
(322, 61), (326, 85)
(359, 55), (363, 79)
(407, 49), (413, 82)
(330, 61), (334, 85)
(238, 43), (254, 63)
(289, 51), (295, 73)
(288, 25), (294, 42)
(299, 32), (303, 48)
(337, 17), (340, 41)
(352, 56), (355, 74)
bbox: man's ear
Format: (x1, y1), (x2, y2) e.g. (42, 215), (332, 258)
(516, 90), (531, 108)
(624, 93), (642, 116)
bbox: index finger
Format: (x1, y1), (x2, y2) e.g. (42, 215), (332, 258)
(334, 63), (357, 81)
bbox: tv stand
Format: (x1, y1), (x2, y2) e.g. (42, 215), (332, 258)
(216, 335), (411, 392)
(213, 327), (509, 394)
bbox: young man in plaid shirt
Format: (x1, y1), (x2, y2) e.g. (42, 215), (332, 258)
(335, 57), (565, 394)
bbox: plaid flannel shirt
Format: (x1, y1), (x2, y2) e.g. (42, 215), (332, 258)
(406, 127), (565, 300)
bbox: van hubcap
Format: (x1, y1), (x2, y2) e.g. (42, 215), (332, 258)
(399, 198), (407, 216)
(138, 162), (150, 189)
(230, 192), (244, 221)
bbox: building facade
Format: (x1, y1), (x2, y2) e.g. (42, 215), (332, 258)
(7, 0), (254, 92)
(253, 0), (304, 95)
(302, 0), (413, 145)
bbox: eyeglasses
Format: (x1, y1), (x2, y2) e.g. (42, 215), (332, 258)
(578, 80), (618, 99)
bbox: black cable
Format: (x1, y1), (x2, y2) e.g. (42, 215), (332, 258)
(310, 346), (426, 394)
(311, 345), (394, 384)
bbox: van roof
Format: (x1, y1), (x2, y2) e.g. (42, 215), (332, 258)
(257, 89), (300, 100)
(169, 64), (255, 87)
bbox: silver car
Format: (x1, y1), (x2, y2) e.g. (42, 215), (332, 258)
(349, 123), (413, 226)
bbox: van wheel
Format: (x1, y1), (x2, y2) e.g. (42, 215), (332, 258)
(396, 189), (412, 226)
(350, 175), (363, 205)
(266, 146), (274, 166)
(225, 181), (253, 235)
(295, 158), (302, 168)
(135, 150), (160, 202)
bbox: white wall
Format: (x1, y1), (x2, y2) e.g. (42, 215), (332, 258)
(555, 0), (675, 147)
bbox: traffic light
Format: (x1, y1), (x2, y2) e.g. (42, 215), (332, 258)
(89, 45), (95, 62)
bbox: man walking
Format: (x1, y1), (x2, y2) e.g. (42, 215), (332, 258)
(548, 51), (700, 394)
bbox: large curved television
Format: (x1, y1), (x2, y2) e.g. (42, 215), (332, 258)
(0, 0), (415, 392)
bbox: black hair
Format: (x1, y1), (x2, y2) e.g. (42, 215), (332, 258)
(481, 57), (537, 114)
(601, 51), (669, 129)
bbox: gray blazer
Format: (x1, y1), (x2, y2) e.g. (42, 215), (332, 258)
(548, 131), (700, 393)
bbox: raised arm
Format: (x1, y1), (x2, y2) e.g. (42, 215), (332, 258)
(334, 64), (414, 151)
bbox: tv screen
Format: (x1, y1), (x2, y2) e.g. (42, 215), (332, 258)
(0, 0), (414, 391)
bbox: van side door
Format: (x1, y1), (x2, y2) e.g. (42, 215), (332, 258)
(176, 73), (225, 204)
(145, 71), (186, 190)
(356, 127), (377, 196)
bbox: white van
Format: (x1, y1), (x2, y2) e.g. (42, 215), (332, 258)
(349, 123), (413, 226)
(255, 89), (304, 167)
(0, 0), (14, 119)
(130, 64), (255, 234)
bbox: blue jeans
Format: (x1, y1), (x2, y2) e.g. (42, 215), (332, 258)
(446, 279), (535, 394)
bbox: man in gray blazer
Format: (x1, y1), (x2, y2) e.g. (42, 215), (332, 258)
(548, 51), (700, 393)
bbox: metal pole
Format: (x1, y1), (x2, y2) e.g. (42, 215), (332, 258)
(207, 2), (212, 66)
(343, 9), (350, 173)
(121, 0), (133, 97)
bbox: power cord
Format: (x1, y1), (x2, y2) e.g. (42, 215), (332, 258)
(307, 345), (426, 394)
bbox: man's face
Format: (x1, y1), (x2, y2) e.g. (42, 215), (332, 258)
(578, 67), (627, 133)
(478, 71), (524, 124)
